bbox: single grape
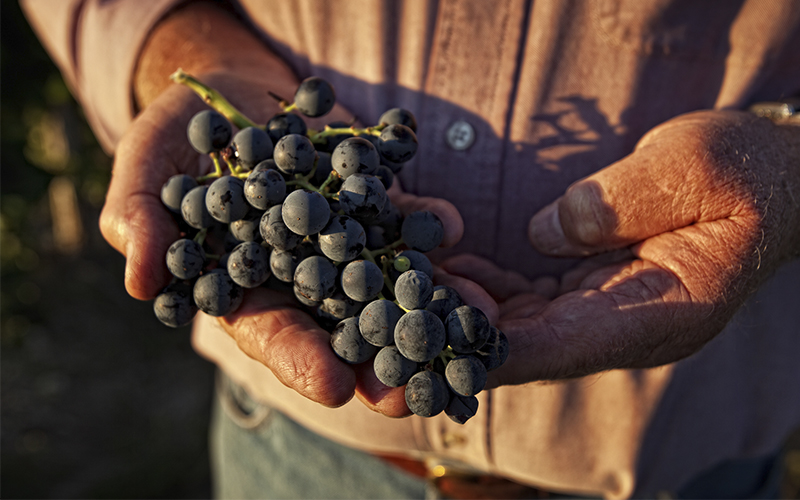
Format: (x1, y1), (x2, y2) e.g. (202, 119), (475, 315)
(474, 326), (510, 371)
(321, 121), (353, 153)
(232, 127), (273, 170)
(269, 242), (316, 283)
(365, 225), (394, 250)
(394, 309), (446, 363)
(445, 305), (491, 354)
(293, 284), (321, 308)
(187, 109), (232, 154)
(181, 185), (215, 229)
(318, 290), (365, 322)
(338, 173), (387, 223)
(206, 176), (249, 223)
(374, 165), (394, 190)
(405, 371), (449, 418)
(331, 137), (379, 178)
(266, 113), (307, 144)
(281, 189), (331, 236)
(294, 76), (336, 118)
(401, 211), (444, 252)
(229, 207), (265, 242)
(330, 317), (377, 364)
(425, 285), (464, 320)
(390, 250), (433, 280)
(161, 174), (198, 213)
(445, 355), (487, 397)
(166, 238), (206, 280)
(318, 215), (366, 262)
(244, 164), (286, 210)
(227, 241), (270, 288)
(193, 270), (244, 317)
(260, 204), (304, 251)
(294, 255), (338, 302)
(378, 108), (417, 132)
(340, 259), (384, 302)
(273, 134), (317, 175)
(374, 345), (418, 387)
(378, 123), (418, 163)
(153, 282), (197, 328)
(445, 394), (479, 425)
(394, 270), (434, 310)
(359, 299), (405, 347)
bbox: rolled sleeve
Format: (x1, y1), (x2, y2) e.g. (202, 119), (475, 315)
(21, 0), (185, 153)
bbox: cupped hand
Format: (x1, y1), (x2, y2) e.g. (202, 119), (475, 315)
(443, 110), (800, 387)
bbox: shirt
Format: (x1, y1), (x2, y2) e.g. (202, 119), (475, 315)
(22, 0), (800, 497)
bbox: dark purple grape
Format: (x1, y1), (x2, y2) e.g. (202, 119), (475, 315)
(331, 137), (379, 178)
(161, 174), (198, 213)
(229, 207), (265, 242)
(244, 164), (286, 210)
(378, 108), (417, 132)
(273, 134), (317, 175)
(318, 290), (365, 322)
(340, 259), (384, 302)
(445, 355), (487, 397)
(282, 189), (330, 236)
(294, 255), (338, 302)
(166, 238), (206, 280)
(260, 205), (303, 251)
(445, 394), (479, 425)
(293, 284), (321, 308)
(338, 174), (387, 223)
(181, 185), (215, 229)
(206, 176), (248, 223)
(232, 127), (273, 170)
(321, 121), (353, 153)
(425, 285), (464, 320)
(193, 270), (243, 317)
(294, 76), (336, 118)
(330, 317), (377, 364)
(153, 282), (197, 328)
(374, 345), (418, 387)
(269, 242), (316, 283)
(378, 124), (418, 163)
(394, 270), (434, 310)
(401, 211), (444, 252)
(394, 309), (446, 363)
(266, 113), (307, 144)
(227, 241), (270, 288)
(474, 327), (510, 371)
(445, 305), (491, 354)
(312, 152), (334, 185)
(374, 165), (394, 190)
(359, 299), (405, 347)
(405, 371), (449, 417)
(389, 250), (433, 281)
(318, 215), (366, 262)
(187, 110), (232, 154)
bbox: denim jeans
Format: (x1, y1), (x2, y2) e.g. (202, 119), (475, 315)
(210, 372), (783, 500)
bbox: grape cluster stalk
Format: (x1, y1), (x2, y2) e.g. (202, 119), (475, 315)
(153, 71), (509, 423)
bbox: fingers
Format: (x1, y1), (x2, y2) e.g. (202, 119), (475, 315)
(219, 288), (357, 408)
(353, 362), (411, 418)
(388, 181), (464, 248)
(528, 113), (756, 257)
(439, 254), (555, 301)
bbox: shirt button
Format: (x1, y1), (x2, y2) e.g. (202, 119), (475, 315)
(446, 120), (475, 151)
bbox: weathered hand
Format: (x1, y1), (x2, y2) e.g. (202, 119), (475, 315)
(444, 110), (800, 386)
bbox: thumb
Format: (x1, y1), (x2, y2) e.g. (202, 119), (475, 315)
(528, 111), (753, 257)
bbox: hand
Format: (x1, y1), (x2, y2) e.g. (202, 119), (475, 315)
(98, 2), (497, 417)
(443, 110), (800, 386)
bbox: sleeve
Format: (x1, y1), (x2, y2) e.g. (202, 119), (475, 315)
(20, 0), (186, 153)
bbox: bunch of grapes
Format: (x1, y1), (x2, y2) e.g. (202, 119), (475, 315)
(152, 71), (508, 424)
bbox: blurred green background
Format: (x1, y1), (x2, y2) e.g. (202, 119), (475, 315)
(1, 1), (214, 497)
(1, 0), (799, 498)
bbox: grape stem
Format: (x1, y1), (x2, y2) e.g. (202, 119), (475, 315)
(193, 228), (208, 246)
(196, 152), (224, 182)
(308, 124), (388, 146)
(170, 69), (260, 130)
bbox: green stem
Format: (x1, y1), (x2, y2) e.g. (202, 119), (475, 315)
(193, 228), (208, 245)
(380, 256), (396, 296)
(317, 171), (338, 193)
(196, 153), (224, 182)
(308, 124), (387, 146)
(170, 68), (259, 130)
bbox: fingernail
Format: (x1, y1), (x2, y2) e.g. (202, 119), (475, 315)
(528, 201), (567, 254)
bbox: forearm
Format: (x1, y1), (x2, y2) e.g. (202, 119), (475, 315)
(134, 2), (298, 114)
